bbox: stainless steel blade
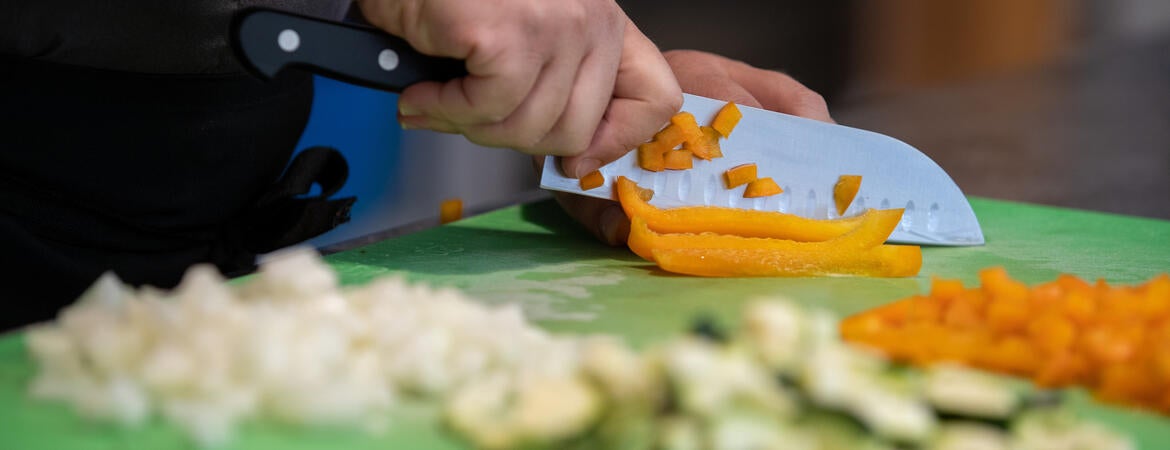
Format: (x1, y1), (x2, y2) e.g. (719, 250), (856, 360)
(540, 93), (984, 246)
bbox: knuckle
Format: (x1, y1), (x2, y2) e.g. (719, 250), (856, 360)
(794, 88), (828, 113)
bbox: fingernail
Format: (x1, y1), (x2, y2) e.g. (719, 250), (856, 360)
(398, 102), (420, 117)
(571, 158), (602, 179)
(599, 205), (630, 246)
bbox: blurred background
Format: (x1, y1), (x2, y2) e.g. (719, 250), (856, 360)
(306, 0), (1170, 249)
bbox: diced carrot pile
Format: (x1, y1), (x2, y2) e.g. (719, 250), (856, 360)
(841, 268), (1170, 415)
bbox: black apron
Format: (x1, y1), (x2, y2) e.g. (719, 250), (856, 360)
(0, 56), (355, 330)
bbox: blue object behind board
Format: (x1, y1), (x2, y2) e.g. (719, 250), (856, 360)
(294, 76), (401, 247)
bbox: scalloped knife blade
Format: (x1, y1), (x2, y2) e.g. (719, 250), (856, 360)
(540, 94), (984, 246)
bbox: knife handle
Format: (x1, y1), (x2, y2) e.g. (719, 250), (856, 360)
(231, 8), (466, 92)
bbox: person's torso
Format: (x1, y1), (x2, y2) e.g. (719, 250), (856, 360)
(0, 0), (351, 73)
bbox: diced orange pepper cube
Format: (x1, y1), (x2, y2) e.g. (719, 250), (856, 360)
(930, 277), (965, 299)
(637, 142), (665, 172)
(743, 177), (783, 198)
(723, 164), (758, 189)
(653, 124), (687, 150)
(579, 170), (605, 190)
(684, 126), (722, 160)
(663, 150), (693, 170)
(711, 102), (743, 137)
(669, 112), (704, 145)
(439, 198), (463, 224)
(1027, 313), (1077, 354)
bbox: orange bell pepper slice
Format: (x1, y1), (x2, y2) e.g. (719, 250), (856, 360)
(627, 208), (905, 262)
(711, 102), (743, 137)
(651, 245), (921, 278)
(833, 175), (862, 216)
(743, 177), (783, 198)
(616, 176), (865, 241)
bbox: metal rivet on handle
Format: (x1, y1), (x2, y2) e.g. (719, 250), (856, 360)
(277, 29), (300, 52)
(378, 49), (399, 71)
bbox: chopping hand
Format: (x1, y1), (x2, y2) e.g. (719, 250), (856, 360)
(551, 50), (835, 246)
(356, 0), (682, 179)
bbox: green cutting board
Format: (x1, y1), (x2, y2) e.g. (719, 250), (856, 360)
(2, 198), (1169, 449)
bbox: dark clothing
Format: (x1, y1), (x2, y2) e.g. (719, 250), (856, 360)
(0, 0), (350, 73)
(0, 2), (355, 329)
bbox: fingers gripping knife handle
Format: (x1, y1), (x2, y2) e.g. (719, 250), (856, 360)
(231, 8), (467, 92)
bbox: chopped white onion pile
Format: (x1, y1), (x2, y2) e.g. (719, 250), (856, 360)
(24, 247), (578, 447)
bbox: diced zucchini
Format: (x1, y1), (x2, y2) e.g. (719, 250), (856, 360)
(925, 365), (1021, 420)
(930, 422), (1009, 450)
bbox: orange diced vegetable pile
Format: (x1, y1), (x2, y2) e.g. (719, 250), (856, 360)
(841, 268), (1170, 415)
(635, 106), (734, 173)
(439, 198), (463, 224)
(617, 176), (920, 278)
(579, 170), (605, 191)
(834, 174), (862, 215)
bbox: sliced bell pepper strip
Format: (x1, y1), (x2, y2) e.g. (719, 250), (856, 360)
(627, 209), (905, 262)
(743, 177), (783, 198)
(651, 245), (921, 278)
(711, 102), (742, 137)
(617, 176), (865, 241)
(833, 175), (862, 216)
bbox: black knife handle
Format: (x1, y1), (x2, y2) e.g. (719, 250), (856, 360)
(231, 8), (466, 92)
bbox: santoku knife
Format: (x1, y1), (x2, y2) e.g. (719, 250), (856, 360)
(231, 7), (984, 246)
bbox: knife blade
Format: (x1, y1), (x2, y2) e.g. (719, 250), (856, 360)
(230, 8), (983, 246)
(540, 95), (984, 246)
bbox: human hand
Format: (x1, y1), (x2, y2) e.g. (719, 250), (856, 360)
(357, 0), (682, 178)
(550, 49), (834, 246)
